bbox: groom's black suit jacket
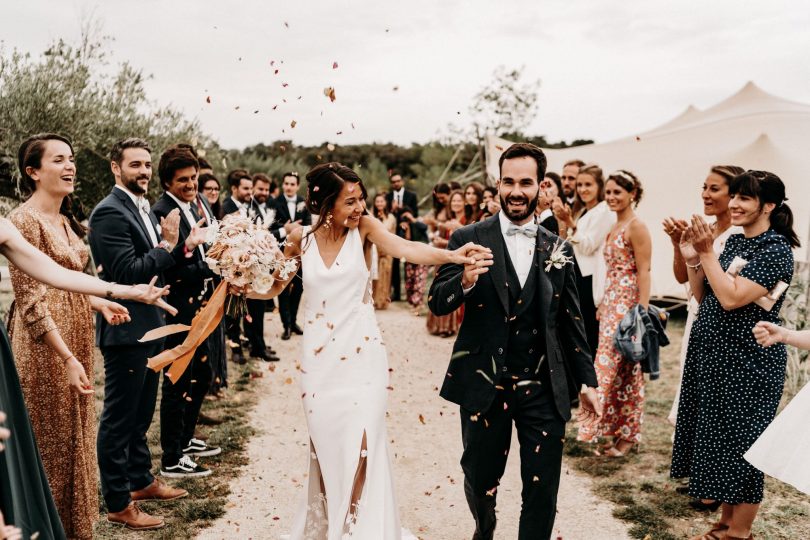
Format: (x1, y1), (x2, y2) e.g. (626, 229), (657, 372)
(88, 187), (191, 346)
(428, 214), (597, 420)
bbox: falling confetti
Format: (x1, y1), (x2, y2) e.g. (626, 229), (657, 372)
(323, 86), (336, 102)
(418, 414), (426, 425)
(291, 120), (297, 128)
(332, 61), (339, 69)
(206, 96), (211, 103)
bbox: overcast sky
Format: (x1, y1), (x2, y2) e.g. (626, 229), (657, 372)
(2, 0), (809, 149)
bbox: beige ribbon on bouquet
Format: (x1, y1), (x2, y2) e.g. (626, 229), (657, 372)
(139, 281), (228, 384)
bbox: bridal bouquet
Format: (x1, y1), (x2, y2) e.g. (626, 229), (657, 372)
(204, 213), (298, 316)
(139, 213), (297, 384)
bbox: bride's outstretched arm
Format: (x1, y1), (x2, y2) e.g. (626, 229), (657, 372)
(0, 218), (175, 313)
(362, 215), (485, 266)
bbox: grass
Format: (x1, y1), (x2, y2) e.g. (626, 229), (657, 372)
(564, 315), (810, 539)
(92, 351), (260, 540)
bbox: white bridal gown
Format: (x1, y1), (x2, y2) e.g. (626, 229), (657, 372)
(744, 381), (810, 495)
(287, 226), (415, 540)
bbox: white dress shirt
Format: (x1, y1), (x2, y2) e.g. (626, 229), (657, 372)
(499, 211), (535, 288)
(115, 185), (159, 247)
(166, 192), (205, 257)
(277, 196), (298, 239)
(392, 188), (405, 206)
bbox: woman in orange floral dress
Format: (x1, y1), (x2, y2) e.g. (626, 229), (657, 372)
(577, 171), (651, 457)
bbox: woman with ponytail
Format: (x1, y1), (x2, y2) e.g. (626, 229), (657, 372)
(7, 133), (136, 539)
(671, 170), (799, 540)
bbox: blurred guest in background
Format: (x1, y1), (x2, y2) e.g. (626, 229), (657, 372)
(554, 164), (614, 354)
(272, 171), (311, 340)
(199, 173), (223, 220)
(385, 170), (418, 302)
(463, 181), (484, 224)
(561, 159), (584, 206)
(426, 190), (466, 336)
(480, 185), (500, 220)
(371, 193), (397, 310)
(536, 171), (563, 234)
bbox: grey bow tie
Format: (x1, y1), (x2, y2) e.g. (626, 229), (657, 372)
(136, 197), (150, 215)
(506, 223), (538, 238)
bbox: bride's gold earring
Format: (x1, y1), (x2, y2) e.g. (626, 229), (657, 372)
(324, 212), (333, 229)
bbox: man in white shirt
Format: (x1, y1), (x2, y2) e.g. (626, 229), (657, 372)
(384, 171), (418, 302)
(152, 144), (221, 481)
(222, 169), (253, 217)
(561, 159), (585, 207)
(428, 142), (601, 540)
(90, 138), (199, 530)
(271, 172), (311, 340)
(244, 173), (280, 361)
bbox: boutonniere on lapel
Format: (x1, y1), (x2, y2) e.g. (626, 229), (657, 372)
(544, 240), (574, 272)
(296, 201), (306, 213)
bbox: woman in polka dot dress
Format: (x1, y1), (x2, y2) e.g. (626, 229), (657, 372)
(671, 170), (800, 540)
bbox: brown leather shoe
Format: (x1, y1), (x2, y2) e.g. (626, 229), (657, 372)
(130, 478), (188, 502)
(107, 502), (164, 530)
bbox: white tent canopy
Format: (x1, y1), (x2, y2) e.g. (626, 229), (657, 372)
(485, 82), (810, 300)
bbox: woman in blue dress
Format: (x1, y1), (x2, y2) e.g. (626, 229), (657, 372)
(671, 170), (800, 540)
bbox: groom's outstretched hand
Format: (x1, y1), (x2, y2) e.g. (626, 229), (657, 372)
(576, 386), (602, 427)
(458, 245), (493, 289)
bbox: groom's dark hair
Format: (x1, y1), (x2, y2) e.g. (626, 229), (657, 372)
(498, 143), (547, 180)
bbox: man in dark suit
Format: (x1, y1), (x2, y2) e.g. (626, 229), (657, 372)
(88, 138), (204, 530)
(221, 169), (254, 363)
(271, 171), (311, 340)
(385, 170), (418, 301)
(242, 173), (280, 360)
(151, 144), (221, 480)
(221, 169), (253, 217)
(428, 143), (602, 540)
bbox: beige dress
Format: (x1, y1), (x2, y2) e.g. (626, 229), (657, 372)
(8, 204), (97, 540)
(372, 213), (397, 310)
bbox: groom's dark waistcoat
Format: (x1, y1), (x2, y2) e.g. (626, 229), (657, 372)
(501, 239), (549, 382)
(427, 214), (597, 421)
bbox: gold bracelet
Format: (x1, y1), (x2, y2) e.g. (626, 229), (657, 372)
(685, 261), (702, 270)
(61, 354), (75, 363)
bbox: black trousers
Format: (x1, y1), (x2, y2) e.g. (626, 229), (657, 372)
(245, 299), (267, 354)
(278, 270), (303, 329)
(160, 338), (212, 466)
(391, 258), (402, 301)
(225, 314), (242, 352)
(208, 322), (228, 392)
(576, 271), (599, 356)
(460, 380), (565, 540)
(97, 343), (162, 513)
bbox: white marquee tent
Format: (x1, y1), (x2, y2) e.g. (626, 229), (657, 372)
(484, 82), (810, 300)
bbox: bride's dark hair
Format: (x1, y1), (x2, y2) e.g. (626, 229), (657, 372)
(305, 162), (368, 235)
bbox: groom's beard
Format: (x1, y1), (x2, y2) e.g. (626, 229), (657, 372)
(500, 193), (539, 222)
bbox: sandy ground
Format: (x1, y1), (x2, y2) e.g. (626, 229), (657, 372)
(198, 303), (630, 540)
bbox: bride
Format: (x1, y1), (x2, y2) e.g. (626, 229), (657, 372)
(252, 163), (489, 539)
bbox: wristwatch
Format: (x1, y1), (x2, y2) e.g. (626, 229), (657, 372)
(157, 240), (172, 251)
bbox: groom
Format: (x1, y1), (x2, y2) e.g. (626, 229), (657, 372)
(428, 142), (602, 540)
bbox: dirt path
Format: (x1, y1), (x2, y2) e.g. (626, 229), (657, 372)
(198, 303), (630, 540)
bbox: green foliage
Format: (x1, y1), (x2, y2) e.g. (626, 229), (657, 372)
(0, 29), (221, 215)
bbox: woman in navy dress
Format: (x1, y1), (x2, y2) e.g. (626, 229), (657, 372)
(671, 170), (800, 540)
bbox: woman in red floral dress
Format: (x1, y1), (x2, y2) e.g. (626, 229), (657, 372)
(578, 170), (652, 456)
